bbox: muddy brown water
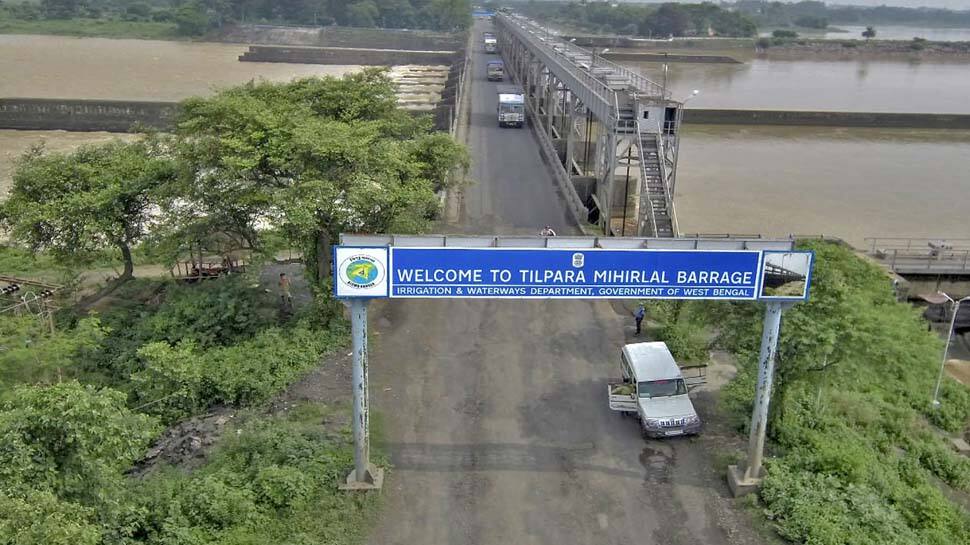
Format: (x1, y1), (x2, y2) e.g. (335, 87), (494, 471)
(2, 35), (969, 244)
(0, 34), (357, 101)
(676, 125), (970, 246)
(628, 56), (970, 113)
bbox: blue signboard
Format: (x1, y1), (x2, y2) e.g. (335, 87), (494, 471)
(389, 248), (761, 299)
(334, 246), (813, 301)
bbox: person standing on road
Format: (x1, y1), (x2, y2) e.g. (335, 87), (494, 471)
(279, 272), (293, 308)
(633, 304), (645, 336)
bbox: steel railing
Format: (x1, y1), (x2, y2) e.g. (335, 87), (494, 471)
(508, 14), (667, 99)
(653, 133), (679, 237)
(636, 120), (659, 237)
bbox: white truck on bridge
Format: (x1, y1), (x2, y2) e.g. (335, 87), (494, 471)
(486, 60), (504, 81)
(608, 342), (706, 438)
(496, 85), (525, 128)
(483, 32), (497, 53)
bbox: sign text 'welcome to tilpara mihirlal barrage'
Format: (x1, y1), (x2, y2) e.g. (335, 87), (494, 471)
(333, 247), (813, 302)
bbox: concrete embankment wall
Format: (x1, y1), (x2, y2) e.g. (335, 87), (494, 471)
(238, 45), (456, 66)
(683, 109), (970, 129)
(0, 98), (177, 132)
(10, 100), (968, 133)
(432, 49), (466, 132)
(603, 52), (740, 63)
(565, 35), (753, 50)
(217, 24), (464, 51)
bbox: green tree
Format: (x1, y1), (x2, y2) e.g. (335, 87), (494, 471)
(124, 2), (152, 20)
(428, 0), (472, 31)
(772, 29), (798, 38)
(346, 0), (379, 27)
(40, 0), (82, 19)
(1, 140), (176, 289)
(794, 15), (828, 28)
(174, 1), (210, 36)
(172, 71), (466, 289)
(643, 3), (690, 37)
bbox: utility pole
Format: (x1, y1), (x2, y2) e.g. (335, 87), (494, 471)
(932, 293), (969, 408)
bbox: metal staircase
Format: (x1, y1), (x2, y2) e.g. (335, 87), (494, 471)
(636, 128), (676, 238)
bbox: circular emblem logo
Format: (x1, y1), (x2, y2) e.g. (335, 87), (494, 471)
(339, 254), (385, 291)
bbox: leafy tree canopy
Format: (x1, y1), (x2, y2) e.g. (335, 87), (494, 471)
(0, 139), (177, 283)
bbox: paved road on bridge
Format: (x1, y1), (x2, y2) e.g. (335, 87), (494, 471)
(365, 21), (760, 545)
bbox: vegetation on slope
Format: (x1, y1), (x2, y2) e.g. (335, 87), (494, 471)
(0, 69), (466, 544)
(650, 240), (970, 545)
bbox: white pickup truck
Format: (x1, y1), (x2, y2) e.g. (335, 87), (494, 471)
(607, 342), (706, 438)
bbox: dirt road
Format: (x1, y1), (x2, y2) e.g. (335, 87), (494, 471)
(365, 20), (763, 545)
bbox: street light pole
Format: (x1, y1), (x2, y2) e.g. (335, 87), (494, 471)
(932, 293), (969, 408)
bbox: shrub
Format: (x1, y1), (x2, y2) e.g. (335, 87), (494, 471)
(254, 465), (312, 510)
(772, 29), (798, 39)
(140, 277), (277, 350)
(0, 489), (100, 545)
(84, 276), (277, 383)
(184, 474), (261, 529)
(0, 316), (104, 391)
(123, 411), (371, 544)
(0, 382), (158, 500)
(659, 319), (709, 363)
(131, 326), (336, 421)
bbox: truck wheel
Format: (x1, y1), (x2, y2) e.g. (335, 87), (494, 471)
(638, 417), (650, 439)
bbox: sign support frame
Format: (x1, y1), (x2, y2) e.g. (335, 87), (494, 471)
(339, 298), (384, 491)
(334, 235), (810, 494)
(727, 301), (793, 497)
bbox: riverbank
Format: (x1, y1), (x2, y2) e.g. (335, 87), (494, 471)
(0, 17), (464, 50)
(573, 33), (970, 58)
(761, 38), (970, 59)
(0, 16), (178, 40)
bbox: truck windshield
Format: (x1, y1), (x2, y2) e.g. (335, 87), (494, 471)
(638, 379), (687, 398)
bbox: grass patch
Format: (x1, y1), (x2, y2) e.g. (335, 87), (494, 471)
(0, 17), (178, 40)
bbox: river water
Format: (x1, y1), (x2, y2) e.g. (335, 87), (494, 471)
(0, 34), (967, 244)
(676, 125), (970, 246)
(631, 58), (970, 113)
(624, 55), (970, 244)
(0, 34), (358, 194)
(0, 34), (355, 100)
